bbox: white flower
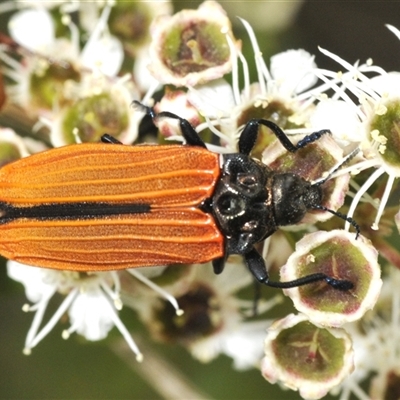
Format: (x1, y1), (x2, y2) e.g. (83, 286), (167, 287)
(8, 261), (143, 361)
(47, 72), (140, 146)
(310, 99), (365, 146)
(147, 1), (237, 87)
(262, 313), (354, 400)
(157, 19), (328, 155)
(337, 268), (400, 400)
(9, 9), (55, 53)
(9, 7), (123, 76)
(132, 263), (282, 368)
(0, 5), (124, 117)
(307, 44), (400, 231)
(280, 230), (382, 327)
(269, 49), (318, 98)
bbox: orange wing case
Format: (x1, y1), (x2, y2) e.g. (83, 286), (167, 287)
(0, 143), (224, 271)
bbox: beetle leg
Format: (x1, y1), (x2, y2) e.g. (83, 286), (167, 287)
(295, 129), (331, 149)
(132, 100), (206, 148)
(157, 111), (207, 148)
(244, 248), (354, 291)
(238, 119), (331, 155)
(212, 256), (226, 274)
(132, 100), (156, 118)
(101, 134), (123, 144)
(243, 248), (271, 282)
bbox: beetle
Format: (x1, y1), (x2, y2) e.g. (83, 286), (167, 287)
(0, 101), (357, 291)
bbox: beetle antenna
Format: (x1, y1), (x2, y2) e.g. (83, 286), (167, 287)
(312, 147), (360, 187)
(310, 147), (361, 238)
(313, 204), (360, 239)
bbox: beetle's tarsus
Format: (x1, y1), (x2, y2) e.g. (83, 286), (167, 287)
(132, 100), (156, 118)
(101, 134), (122, 145)
(324, 277), (354, 291)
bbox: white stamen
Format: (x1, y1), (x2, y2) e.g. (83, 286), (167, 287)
(201, 115), (233, 144)
(349, 178), (380, 206)
(311, 68), (366, 121)
(61, 329), (71, 340)
(38, 116), (52, 130)
(62, 13), (79, 54)
(371, 173), (395, 230)
(106, 299), (143, 361)
(386, 24), (400, 40)
(110, 271), (121, 293)
(127, 269), (184, 316)
(22, 303), (31, 312)
(72, 128), (82, 144)
(81, 2), (112, 58)
(22, 347), (32, 356)
(100, 280), (123, 310)
(238, 17), (270, 95)
(330, 158), (380, 181)
(345, 166), (385, 231)
(318, 47), (386, 98)
(345, 381), (371, 400)
(225, 31), (240, 106)
(24, 287), (57, 347)
(0, 46), (23, 71)
(238, 48), (251, 102)
(25, 288), (78, 350)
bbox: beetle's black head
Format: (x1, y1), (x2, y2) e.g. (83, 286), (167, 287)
(272, 173), (323, 226)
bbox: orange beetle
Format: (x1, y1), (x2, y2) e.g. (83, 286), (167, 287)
(0, 143), (223, 270)
(0, 102), (356, 291)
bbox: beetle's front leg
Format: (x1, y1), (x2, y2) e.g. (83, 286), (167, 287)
(101, 134), (123, 144)
(244, 248), (354, 291)
(132, 101), (206, 148)
(238, 119), (331, 155)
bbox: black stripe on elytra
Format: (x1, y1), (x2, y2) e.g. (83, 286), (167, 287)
(0, 201), (151, 224)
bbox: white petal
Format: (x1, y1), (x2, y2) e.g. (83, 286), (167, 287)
(133, 49), (161, 93)
(9, 9), (55, 52)
(369, 72), (400, 98)
(81, 35), (123, 77)
(270, 49), (317, 95)
(310, 99), (364, 145)
(222, 321), (266, 370)
(7, 261), (55, 303)
(68, 288), (115, 341)
(187, 79), (236, 118)
(213, 262), (252, 295)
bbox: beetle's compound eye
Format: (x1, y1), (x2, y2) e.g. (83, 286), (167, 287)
(218, 194), (246, 217)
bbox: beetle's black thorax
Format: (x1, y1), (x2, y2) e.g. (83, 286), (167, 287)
(271, 173), (322, 226)
(211, 153), (323, 257)
(211, 153), (276, 255)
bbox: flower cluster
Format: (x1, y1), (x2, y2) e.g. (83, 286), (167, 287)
(0, 1), (398, 399)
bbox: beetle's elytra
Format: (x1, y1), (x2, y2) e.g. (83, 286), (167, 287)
(0, 102), (355, 291)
